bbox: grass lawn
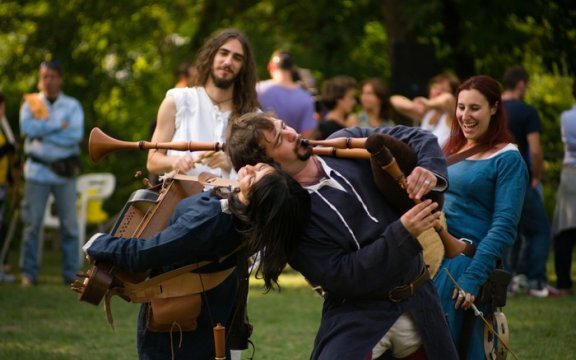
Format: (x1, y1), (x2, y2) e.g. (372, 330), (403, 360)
(0, 244), (575, 359)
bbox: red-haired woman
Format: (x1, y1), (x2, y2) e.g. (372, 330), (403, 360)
(433, 75), (528, 359)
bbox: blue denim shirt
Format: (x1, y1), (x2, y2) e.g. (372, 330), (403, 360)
(20, 92), (84, 184)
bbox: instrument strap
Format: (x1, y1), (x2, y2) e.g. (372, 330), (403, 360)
(102, 246), (242, 328)
(446, 143), (492, 166)
(121, 265), (235, 302)
(174, 172), (238, 188)
(120, 241), (243, 301)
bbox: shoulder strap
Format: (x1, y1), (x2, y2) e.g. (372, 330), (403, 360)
(119, 243), (244, 302)
(172, 172), (238, 188)
(447, 143), (491, 166)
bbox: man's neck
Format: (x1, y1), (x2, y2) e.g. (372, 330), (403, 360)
(501, 90), (520, 101)
(291, 156), (324, 186)
(204, 81), (235, 107)
(42, 91), (60, 103)
(271, 70), (298, 89)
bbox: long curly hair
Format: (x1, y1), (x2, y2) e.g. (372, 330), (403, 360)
(191, 28), (260, 120)
(228, 164), (310, 291)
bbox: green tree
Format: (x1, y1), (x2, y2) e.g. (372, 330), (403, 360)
(1, 0), (573, 216)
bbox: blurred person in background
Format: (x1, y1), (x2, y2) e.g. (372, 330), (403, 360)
(551, 77), (576, 297)
(0, 91), (17, 283)
(19, 61), (84, 287)
(390, 73), (460, 147)
(502, 65), (556, 297)
(257, 50), (316, 139)
(350, 77), (395, 128)
(314, 75), (357, 140)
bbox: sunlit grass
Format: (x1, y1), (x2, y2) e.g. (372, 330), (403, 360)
(1, 245), (575, 359)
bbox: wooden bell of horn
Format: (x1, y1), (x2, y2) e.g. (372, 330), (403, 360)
(88, 127), (223, 163)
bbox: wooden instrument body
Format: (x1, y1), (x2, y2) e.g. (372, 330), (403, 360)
(368, 134), (445, 276)
(74, 176), (204, 305)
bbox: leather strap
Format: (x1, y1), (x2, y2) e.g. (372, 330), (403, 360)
(447, 143), (492, 166)
(388, 266), (430, 302)
(174, 172), (238, 188)
(122, 266), (235, 303)
(119, 243), (243, 302)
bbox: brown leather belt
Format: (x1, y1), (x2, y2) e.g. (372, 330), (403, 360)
(388, 266), (430, 302)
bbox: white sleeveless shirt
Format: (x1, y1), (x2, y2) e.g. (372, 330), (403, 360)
(165, 87), (233, 179)
(421, 110), (451, 148)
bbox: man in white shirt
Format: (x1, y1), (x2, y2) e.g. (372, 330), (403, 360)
(146, 28), (260, 179)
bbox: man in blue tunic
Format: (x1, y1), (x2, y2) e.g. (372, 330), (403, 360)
(226, 112), (458, 360)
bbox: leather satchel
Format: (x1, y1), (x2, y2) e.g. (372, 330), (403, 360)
(147, 294), (202, 332)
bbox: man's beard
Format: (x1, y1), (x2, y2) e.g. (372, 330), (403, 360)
(211, 71), (237, 89)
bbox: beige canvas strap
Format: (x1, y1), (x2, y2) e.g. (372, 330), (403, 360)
(122, 265), (235, 303)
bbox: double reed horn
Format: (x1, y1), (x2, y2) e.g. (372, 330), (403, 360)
(88, 127), (223, 163)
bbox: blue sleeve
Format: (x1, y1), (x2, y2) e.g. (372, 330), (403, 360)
(87, 195), (238, 272)
(292, 221), (423, 298)
(20, 102), (62, 137)
(20, 99), (84, 145)
(458, 152), (528, 295)
(331, 125), (448, 181)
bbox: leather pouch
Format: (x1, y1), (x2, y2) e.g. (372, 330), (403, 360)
(476, 269), (512, 308)
(146, 293), (202, 332)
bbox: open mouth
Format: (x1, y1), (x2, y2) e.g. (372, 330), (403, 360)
(461, 121), (478, 131)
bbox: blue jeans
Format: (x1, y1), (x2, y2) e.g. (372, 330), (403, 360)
(509, 185), (551, 285)
(19, 179), (80, 282)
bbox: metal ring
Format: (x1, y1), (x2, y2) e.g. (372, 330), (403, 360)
(424, 179), (431, 185)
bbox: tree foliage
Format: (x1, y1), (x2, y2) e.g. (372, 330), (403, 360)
(0, 0), (573, 213)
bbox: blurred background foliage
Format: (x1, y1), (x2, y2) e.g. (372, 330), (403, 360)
(0, 0), (574, 216)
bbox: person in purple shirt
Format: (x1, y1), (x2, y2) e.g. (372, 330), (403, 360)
(257, 50), (316, 139)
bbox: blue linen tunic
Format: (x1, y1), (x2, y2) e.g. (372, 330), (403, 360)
(433, 147), (528, 359)
(290, 125), (458, 360)
(87, 192), (243, 360)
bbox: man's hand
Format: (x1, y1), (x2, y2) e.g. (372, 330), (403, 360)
(400, 199), (440, 238)
(405, 166), (438, 201)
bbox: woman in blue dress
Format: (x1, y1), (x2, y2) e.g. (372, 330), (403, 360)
(433, 75), (528, 359)
(84, 162), (311, 360)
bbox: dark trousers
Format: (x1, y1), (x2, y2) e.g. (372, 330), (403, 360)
(554, 229), (576, 289)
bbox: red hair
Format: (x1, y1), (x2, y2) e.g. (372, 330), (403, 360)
(443, 75), (514, 156)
